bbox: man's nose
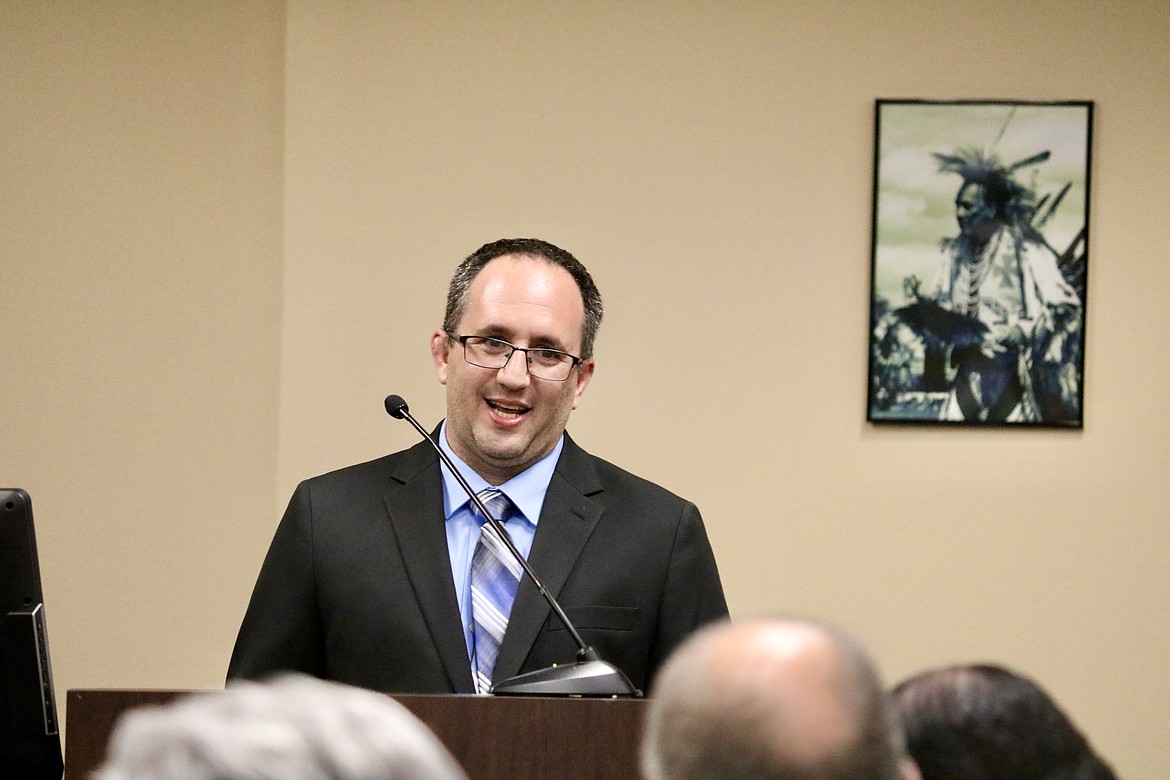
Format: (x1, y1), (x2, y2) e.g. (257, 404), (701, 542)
(497, 349), (531, 387)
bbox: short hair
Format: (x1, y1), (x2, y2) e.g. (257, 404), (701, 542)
(94, 674), (468, 780)
(442, 238), (604, 359)
(641, 618), (909, 780)
(892, 664), (1117, 780)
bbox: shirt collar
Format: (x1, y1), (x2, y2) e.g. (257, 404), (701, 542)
(437, 419), (563, 526)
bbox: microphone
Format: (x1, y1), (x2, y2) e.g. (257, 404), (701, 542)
(384, 394), (640, 697)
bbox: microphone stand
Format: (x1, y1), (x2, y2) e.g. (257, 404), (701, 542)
(385, 395), (640, 698)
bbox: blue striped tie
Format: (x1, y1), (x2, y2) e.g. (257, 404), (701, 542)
(470, 488), (522, 694)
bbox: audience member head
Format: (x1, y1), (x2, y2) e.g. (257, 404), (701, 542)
(94, 674), (468, 780)
(891, 663), (1117, 780)
(641, 617), (919, 780)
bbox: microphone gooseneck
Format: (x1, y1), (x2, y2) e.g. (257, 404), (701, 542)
(384, 394), (593, 656)
(384, 393), (638, 697)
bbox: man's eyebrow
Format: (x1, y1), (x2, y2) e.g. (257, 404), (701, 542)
(470, 324), (511, 340)
(527, 335), (569, 351)
(467, 322), (573, 353)
(473, 325), (569, 351)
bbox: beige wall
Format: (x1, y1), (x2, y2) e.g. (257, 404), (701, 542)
(4, 2), (1167, 777)
(1, 0), (285, 709)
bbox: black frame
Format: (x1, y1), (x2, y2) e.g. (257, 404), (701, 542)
(1, 488), (63, 778)
(866, 99), (1093, 427)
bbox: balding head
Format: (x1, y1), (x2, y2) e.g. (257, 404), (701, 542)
(641, 618), (918, 780)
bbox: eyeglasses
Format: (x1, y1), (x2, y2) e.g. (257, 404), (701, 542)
(449, 333), (583, 381)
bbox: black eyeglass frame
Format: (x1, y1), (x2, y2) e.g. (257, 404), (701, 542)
(447, 332), (584, 381)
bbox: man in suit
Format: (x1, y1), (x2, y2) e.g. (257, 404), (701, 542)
(227, 238), (728, 695)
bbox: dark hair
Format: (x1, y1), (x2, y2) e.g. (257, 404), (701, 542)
(442, 238), (604, 359)
(935, 149), (1044, 245)
(892, 664), (1117, 780)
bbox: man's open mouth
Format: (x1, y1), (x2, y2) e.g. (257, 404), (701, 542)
(487, 399), (530, 420)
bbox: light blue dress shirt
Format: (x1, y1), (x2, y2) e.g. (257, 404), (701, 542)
(437, 420), (563, 667)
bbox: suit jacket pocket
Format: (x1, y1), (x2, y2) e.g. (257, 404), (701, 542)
(548, 605), (640, 632)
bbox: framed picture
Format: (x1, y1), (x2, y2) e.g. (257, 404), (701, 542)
(867, 99), (1093, 427)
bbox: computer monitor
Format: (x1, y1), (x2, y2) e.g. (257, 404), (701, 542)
(1, 488), (63, 779)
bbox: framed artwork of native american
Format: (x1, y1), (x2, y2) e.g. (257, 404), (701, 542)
(866, 99), (1092, 427)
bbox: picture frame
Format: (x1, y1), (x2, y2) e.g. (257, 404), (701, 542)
(866, 99), (1093, 427)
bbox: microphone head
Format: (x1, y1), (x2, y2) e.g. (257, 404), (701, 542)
(384, 394), (409, 419)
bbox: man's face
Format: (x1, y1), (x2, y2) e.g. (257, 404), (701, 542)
(955, 182), (997, 242)
(431, 254), (595, 484)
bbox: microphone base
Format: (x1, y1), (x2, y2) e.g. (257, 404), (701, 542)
(490, 660), (642, 698)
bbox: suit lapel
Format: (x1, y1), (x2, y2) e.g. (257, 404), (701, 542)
(383, 437), (476, 693)
(493, 434), (603, 681)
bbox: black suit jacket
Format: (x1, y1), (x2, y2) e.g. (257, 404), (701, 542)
(227, 431), (728, 694)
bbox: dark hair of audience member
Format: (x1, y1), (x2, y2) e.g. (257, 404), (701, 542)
(891, 664), (1117, 780)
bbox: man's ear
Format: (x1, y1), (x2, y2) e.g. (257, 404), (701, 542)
(571, 358), (595, 410)
(431, 329), (451, 385)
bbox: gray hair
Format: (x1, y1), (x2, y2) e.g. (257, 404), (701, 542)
(94, 674), (467, 780)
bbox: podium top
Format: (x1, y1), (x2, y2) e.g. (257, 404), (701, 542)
(65, 689), (648, 780)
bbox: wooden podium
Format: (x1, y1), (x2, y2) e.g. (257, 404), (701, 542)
(65, 689), (648, 779)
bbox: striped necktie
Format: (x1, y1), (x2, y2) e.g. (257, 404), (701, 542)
(470, 488), (522, 694)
